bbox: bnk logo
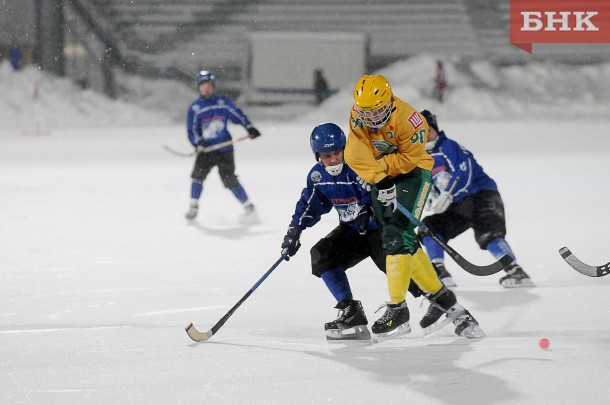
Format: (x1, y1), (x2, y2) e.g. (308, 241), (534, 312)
(510, 0), (610, 53)
(521, 11), (598, 31)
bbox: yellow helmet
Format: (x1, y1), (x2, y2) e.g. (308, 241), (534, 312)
(353, 75), (393, 128)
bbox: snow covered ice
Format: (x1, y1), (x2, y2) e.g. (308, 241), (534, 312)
(1, 59), (610, 404)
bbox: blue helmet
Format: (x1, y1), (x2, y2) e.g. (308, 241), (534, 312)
(310, 123), (346, 159)
(195, 70), (216, 86)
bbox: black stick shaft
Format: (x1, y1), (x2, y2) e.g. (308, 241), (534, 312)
(209, 255), (287, 335)
(395, 202), (510, 276)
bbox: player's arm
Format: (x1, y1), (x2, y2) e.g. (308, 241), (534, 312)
(223, 97), (261, 139)
(344, 128), (388, 184)
(443, 140), (473, 195)
(380, 121), (427, 175)
(281, 174), (332, 257)
(186, 104), (201, 146)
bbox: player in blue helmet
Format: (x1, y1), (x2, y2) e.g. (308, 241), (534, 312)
(309, 122), (346, 175)
(280, 123), (429, 341)
(185, 70), (262, 223)
(420, 109), (533, 288)
(195, 70), (216, 86)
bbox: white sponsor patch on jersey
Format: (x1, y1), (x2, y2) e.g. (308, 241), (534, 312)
(310, 171), (323, 183)
(408, 111), (423, 129)
(202, 120), (225, 140)
(336, 201), (360, 222)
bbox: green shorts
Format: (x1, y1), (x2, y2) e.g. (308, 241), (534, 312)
(372, 168), (433, 255)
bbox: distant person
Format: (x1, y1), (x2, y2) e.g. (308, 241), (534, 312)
(8, 44), (22, 71)
(432, 60), (447, 103)
(419, 109), (534, 288)
(185, 70), (262, 223)
(313, 69), (330, 105)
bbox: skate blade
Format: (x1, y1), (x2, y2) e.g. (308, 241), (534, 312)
(372, 323), (411, 343)
(326, 325), (371, 341)
(459, 325), (485, 339)
(422, 307), (466, 338)
(500, 278), (535, 288)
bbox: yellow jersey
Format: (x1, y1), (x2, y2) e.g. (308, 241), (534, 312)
(344, 96), (434, 184)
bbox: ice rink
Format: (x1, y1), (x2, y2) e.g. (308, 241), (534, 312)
(1, 116), (610, 404)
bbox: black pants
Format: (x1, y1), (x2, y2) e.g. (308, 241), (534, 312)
(310, 224), (423, 298)
(191, 150), (240, 189)
(421, 190), (507, 249)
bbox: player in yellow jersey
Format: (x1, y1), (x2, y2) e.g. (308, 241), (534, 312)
(344, 75), (484, 341)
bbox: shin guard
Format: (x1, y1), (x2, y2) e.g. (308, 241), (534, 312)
(411, 248), (443, 294)
(386, 254), (413, 303)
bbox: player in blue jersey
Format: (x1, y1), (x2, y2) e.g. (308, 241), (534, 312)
(419, 110), (534, 288)
(185, 70), (261, 223)
(281, 123), (420, 340)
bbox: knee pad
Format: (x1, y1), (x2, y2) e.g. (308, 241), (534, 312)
(190, 167), (206, 181)
(311, 242), (331, 277)
(221, 175), (239, 190)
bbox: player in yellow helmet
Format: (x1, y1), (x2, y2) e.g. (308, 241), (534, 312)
(344, 75), (484, 341)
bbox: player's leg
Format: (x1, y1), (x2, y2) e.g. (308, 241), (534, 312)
(217, 150), (258, 223)
(368, 229), (425, 298)
(185, 151), (215, 219)
(312, 225), (372, 340)
(369, 169), (429, 340)
(420, 197), (473, 286)
(473, 190), (534, 288)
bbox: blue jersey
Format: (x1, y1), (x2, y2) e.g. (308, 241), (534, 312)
(428, 131), (497, 203)
(290, 163), (377, 233)
(186, 94), (251, 152)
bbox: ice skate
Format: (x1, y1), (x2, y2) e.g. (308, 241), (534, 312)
(325, 299), (370, 341)
(499, 263), (534, 288)
(420, 287), (466, 337)
(239, 202), (260, 225)
(185, 201), (199, 220)
(432, 261), (456, 287)
(453, 310), (485, 338)
(371, 301), (411, 342)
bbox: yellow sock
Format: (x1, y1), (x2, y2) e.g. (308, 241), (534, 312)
(411, 248), (443, 294)
(386, 254), (413, 303)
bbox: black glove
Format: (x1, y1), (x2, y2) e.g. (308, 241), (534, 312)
(281, 224), (302, 259)
(376, 176), (397, 212)
(354, 205), (374, 235)
(246, 125), (261, 139)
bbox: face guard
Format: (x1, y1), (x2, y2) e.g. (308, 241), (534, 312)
(354, 98), (393, 128)
(324, 161), (344, 176)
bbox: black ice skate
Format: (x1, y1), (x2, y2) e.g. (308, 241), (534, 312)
(371, 301), (411, 342)
(432, 261), (456, 287)
(453, 310), (485, 338)
(499, 263), (534, 288)
(420, 287), (482, 338)
(185, 201), (199, 220)
(325, 299), (370, 341)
